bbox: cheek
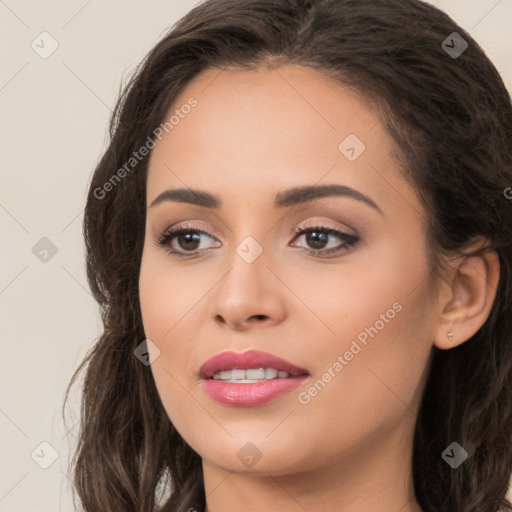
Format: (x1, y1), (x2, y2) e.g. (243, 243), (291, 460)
(138, 251), (213, 433)
(306, 253), (434, 430)
(301, 302), (433, 463)
(139, 250), (204, 341)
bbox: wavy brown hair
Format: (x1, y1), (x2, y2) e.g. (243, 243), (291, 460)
(62, 0), (512, 510)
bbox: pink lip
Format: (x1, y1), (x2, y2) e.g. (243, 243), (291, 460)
(199, 350), (310, 407)
(199, 349), (309, 379)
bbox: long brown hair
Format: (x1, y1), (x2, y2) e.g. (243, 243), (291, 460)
(63, 0), (512, 510)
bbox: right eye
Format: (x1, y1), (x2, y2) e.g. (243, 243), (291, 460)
(155, 224), (221, 258)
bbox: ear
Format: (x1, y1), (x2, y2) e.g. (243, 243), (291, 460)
(433, 240), (500, 350)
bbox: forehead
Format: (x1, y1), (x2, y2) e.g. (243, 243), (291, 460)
(146, 64), (418, 218)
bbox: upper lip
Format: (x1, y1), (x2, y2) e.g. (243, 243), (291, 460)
(199, 349), (310, 379)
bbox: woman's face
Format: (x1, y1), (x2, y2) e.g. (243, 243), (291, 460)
(139, 64), (439, 477)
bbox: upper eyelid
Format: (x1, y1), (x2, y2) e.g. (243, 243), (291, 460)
(163, 222), (353, 238)
(163, 215), (357, 234)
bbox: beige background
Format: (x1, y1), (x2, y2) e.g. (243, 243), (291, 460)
(0, 0), (511, 510)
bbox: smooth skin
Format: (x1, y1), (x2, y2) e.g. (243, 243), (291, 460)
(138, 64), (499, 512)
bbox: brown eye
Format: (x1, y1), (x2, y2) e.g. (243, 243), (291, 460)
(155, 225), (220, 258)
(291, 225), (359, 257)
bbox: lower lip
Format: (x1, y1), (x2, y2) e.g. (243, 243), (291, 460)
(202, 376), (309, 407)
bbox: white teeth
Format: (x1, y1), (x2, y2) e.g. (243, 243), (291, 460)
(246, 368), (266, 379)
(212, 367), (291, 382)
(265, 368), (278, 379)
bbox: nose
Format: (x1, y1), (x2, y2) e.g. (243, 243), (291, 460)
(210, 247), (286, 331)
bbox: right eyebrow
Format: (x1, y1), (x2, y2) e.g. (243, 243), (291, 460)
(149, 188), (219, 209)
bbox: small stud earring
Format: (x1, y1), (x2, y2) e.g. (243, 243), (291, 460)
(447, 330), (454, 342)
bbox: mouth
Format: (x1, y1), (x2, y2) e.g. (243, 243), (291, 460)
(209, 367), (300, 383)
(199, 349), (310, 407)
(199, 349), (310, 380)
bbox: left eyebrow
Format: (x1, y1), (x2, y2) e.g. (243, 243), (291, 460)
(274, 184), (382, 214)
(148, 184), (383, 215)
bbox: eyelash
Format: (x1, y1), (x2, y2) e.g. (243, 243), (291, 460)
(155, 222), (359, 259)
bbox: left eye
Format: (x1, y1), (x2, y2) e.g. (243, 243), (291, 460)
(291, 225), (359, 257)
(155, 224), (359, 258)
